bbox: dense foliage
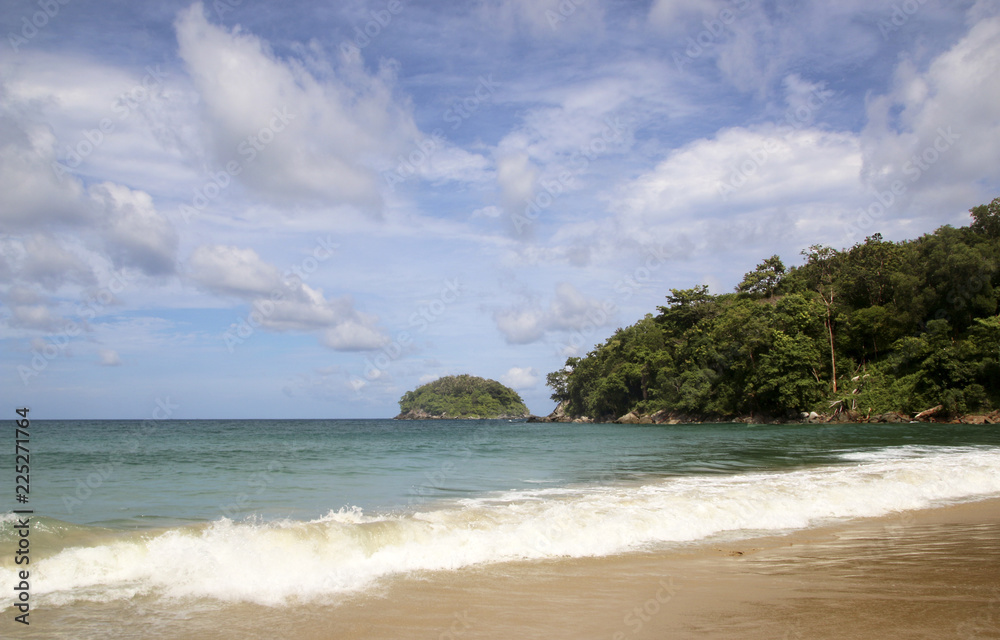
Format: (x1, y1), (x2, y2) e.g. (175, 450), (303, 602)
(547, 199), (1000, 419)
(398, 374), (530, 418)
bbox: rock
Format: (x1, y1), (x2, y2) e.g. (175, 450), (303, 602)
(616, 411), (642, 424)
(638, 415), (653, 424)
(551, 402), (568, 419)
(650, 409), (671, 424)
(960, 415), (988, 425)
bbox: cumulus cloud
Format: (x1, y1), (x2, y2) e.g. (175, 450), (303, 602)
(188, 244), (388, 351)
(501, 366), (539, 389)
(861, 16), (1000, 202)
(493, 282), (616, 345)
(16, 235), (95, 291)
(496, 153), (538, 214)
(188, 245), (284, 297)
(174, 2), (443, 211)
(90, 182), (178, 276)
(613, 125), (862, 235)
(99, 349), (123, 366)
(0, 101), (87, 232)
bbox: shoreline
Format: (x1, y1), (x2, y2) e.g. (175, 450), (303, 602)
(20, 496), (998, 640)
(529, 406), (1000, 426)
(314, 496), (1000, 640)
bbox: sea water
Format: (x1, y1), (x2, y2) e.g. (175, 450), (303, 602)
(2, 419), (1000, 611)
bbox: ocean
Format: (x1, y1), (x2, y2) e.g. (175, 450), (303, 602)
(3, 419), (1000, 638)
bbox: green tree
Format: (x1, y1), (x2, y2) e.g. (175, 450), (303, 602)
(970, 196), (1000, 238)
(736, 255), (785, 298)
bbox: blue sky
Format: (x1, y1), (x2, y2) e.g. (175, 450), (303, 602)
(2, 0), (999, 418)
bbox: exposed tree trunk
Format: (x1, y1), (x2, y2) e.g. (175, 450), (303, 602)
(822, 289), (837, 393)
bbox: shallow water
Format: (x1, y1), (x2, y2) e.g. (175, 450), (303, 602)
(3, 419), (999, 635)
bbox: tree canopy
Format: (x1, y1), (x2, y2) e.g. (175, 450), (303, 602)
(397, 374), (530, 419)
(547, 199), (1000, 419)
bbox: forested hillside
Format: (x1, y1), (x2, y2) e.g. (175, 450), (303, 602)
(546, 199), (1000, 420)
(396, 374), (530, 419)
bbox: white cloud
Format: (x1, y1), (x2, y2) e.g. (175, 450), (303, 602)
(494, 282), (616, 345)
(613, 125), (862, 234)
(90, 182), (178, 276)
(188, 243), (388, 351)
(501, 366), (539, 389)
(99, 349), (123, 366)
(0, 101), (87, 231)
(174, 2), (426, 211)
(188, 245), (284, 298)
(861, 16), (1000, 203)
(496, 153), (538, 215)
(17, 235), (95, 291)
(7, 303), (61, 331)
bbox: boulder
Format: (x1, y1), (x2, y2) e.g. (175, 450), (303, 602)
(616, 411), (642, 424)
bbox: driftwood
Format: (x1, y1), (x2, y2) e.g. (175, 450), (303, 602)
(914, 405), (943, 420)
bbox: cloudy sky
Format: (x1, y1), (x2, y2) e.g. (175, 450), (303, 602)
(2, 0), (999, 419)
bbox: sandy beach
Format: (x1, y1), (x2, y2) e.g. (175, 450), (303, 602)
(27, 497), (995, 640)
(306, 497), (1000, 640)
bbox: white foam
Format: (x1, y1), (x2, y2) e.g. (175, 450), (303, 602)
(5, 446), (999, 608)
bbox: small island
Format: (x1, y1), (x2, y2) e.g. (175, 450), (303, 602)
(394, 374), (531, 420)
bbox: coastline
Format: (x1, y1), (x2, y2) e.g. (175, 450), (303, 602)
(528, 405), (1000, 426)
(278, 496), (1000, 640)
(21, 497), (998, 640)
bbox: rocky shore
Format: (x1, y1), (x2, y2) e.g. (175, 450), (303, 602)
(527, 403), (1000, 426)
(394, 408), (531, 420)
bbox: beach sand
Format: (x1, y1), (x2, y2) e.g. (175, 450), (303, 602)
(24, 498), (1000, 640)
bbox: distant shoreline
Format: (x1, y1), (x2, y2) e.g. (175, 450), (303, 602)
(527, 406), (1000, 426)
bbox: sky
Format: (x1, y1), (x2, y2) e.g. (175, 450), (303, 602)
(1, 0), (999, 419)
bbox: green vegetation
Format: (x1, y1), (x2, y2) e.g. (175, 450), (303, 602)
(397, 374), (530, 419)
(547, 198), (1000, 420)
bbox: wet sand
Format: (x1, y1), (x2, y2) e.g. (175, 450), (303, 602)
(22, 498), (1000, 640)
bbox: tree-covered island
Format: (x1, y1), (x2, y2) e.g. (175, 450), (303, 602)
(542, 198), (1000, 425)
(395, 374), (531, 419)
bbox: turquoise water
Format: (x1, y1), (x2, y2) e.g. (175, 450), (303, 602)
(25, 419), (1000, 526)
(4, 419), (1000, 608)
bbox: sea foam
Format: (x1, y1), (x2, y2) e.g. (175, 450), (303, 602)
(4, 445), (999, 607)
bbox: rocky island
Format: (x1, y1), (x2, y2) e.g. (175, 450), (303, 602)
(394, 374), (531, 420)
